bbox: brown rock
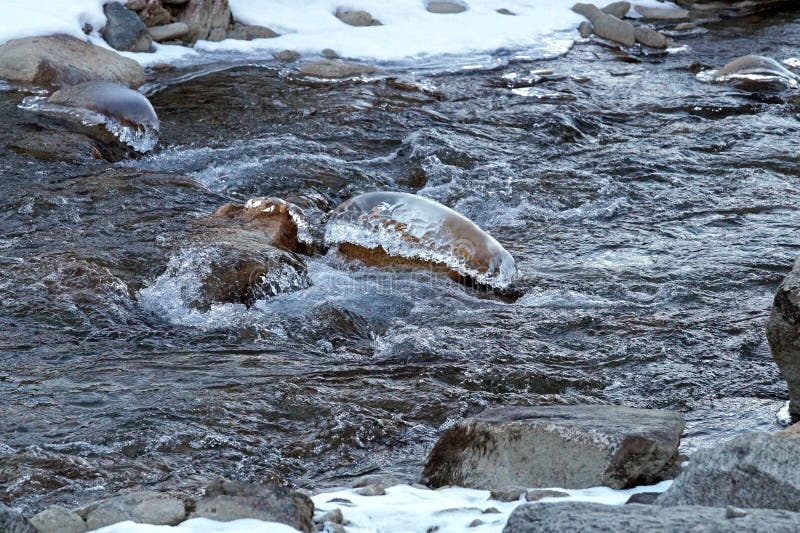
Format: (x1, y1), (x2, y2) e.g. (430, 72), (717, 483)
(127, 0), (148, 10)
(593, 13), (635, 46)
(176, 0), (231, 43)
(634, 5), (690, 20)
(149, 22), (190, 41)
(228, 23), (279, 40)
(602, 1), (631, 18)
(427, 1), (467, 14)
(578, 21), (593, 38)
(274, 49), (300, 62)
(572, 3), (604, 23)
(139, 0), (172, 27)
(526, 489), (570, 502)
(768, 255), (800, 422)
(0, 35), (145, 89)
(321, 48), (339, 59)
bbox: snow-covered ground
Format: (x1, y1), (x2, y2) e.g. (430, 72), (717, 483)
(94, 481), (672, 533)
(0, 0), (676, 67)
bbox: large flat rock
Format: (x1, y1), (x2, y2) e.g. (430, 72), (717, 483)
(503, 502), (800, 532)
(0, 35), (145, 89)
(421, 405), (684, 490)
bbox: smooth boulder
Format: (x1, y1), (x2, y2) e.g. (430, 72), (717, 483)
(228, 23), (279, 40)
(176, 0), (232, 43)
(602, 1), (631, 18)
(572, 4), (635, 46)
(420, 405), (684, 490)
(190, 479), (314, 532)
(715, 54), (799, 82)
(768, 255), (800, 421)
(48, 81), (159, 131)
(0, 35), (145, 89)
(635, 27), (669, 48)
(503, 502), (800, 532)
(103, 2), (152, 52)
(30, 506), (87, 533)
(76, 491), (189, 530)
(657, 432), (800, 510)
(148, 22), (191, 42)
(299, 59), (378, 78)
(634, 5), (690, 20)
(0, 505), (36, 533)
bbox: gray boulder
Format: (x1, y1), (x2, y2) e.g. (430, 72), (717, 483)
(0, 505), (36, 533)
(77, 491), (189, 530)
(48, 80), (159, 131)
(335, 9), (382, 26)
(593, 13), (635, 47)
(634, 5), (690, 20)
(299, 59), (378, 78)
(190, 479), (314, 532)
(578, 21), (593, 38)
(420, 405), (684, 490)
(148, 22), (191, 42)
(427, 1), (467, 14)
(503, 502), (800, 532)
(29, 506), (86, 533)
(138, 0), (172, 27)
(602, 1), (631, 18)
(768, 255), (800, 422)
(103, 2), (152, 52)
(635, 27), (669, 48)
(274, 50), (300, 62)
(657, 432), (800, 510)
(716, 54), (799, 83)
(0, 35), (145, 89)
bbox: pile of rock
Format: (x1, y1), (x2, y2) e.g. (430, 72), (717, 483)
(572, 2), (673, 48)
(100, 0), (278, 50)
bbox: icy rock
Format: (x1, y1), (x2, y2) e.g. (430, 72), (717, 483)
(715, 54), (799, 84)
(421, 405), (684, 490)
(324, 192), (517, 289)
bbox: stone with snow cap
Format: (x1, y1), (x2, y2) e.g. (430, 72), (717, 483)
(325, 192), (517, 290)
(420, 405), (684, 490)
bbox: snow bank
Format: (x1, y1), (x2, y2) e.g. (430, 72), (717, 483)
(92, 481), (671, 533)
(0, 0), (682, 68)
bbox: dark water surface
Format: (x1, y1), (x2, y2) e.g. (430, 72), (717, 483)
(2, 12), (800, 513)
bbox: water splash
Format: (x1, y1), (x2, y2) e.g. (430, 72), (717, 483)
(325, 192), (517, 289)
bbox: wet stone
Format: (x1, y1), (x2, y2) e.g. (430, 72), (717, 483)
(635, 27), (669, 48)
(625, 492), (660, 504)
(299, 59), (379, 78)
(489, 487), (527, 502)
(30, 506), (87, 533)
(526, 489), (570, 502)
(48, 80), (159, 131)
(354, 484), (386, 496)
(0, 505), (36, 533)
(275, 49), (301, 62)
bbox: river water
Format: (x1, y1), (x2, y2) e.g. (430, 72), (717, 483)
(2, 10), (800, 514)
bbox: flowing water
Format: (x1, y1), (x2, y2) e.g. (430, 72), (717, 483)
(2, 11), (800, 514)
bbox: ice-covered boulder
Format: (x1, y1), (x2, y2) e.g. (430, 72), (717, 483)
(324, 192), (517, 289)
(714, 55), (799, 85)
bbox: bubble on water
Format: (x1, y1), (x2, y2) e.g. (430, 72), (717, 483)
(324, 191), (517, 289)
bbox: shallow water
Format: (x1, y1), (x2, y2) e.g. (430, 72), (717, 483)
(2, 11), (800, 514)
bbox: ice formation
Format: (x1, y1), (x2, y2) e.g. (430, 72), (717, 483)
(324, 191), (516, 289)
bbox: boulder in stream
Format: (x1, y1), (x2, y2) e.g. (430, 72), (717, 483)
(0, 35), (145, 89)
(325, 192), (517, 290)
(767, 255), (800, 422)
(656, 431), (800, 510)
(714, 54), (799, 84)
(572, 4), (635, 46)
(503, 502), (800, 532)
(0, 505), (36, 533)
(420, 405), (684, 490)
(299, 59), (379, 78)
(48, 81), (159, 132)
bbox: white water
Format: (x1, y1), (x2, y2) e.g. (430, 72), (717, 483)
(93, 481), (671, 533)
(0, 0), (678, 69)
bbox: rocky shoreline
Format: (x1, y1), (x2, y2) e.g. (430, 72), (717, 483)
(3, 0), (800, 532)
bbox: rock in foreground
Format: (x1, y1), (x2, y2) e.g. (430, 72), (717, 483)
(299, 59), (378, 78)
(656, 432), (800, 510)
(768, 255), (800, 421)
(503, 502), (800, 532)
(0, 35), (145, 89)
(715, 54), (799, 84)
(421, 405), (684, 490)
(48, 81), (159, 132)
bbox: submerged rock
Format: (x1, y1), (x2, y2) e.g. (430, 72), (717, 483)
(503, 502), (800, 532)
(657, 432), (800, 510)
(335, 8), (382, 26)
(420, 405), (684, 490)
(325, 192), (517, 289)
(275, 49), (301, 62)
(103, 2), (153, 52)
(299, 59), (378, 78)
(190, 479), (314, 532)
(714, 54), (799, 84)
(427, 1), (467, 14)
(768, 255), (800, 421)
(0, 35), (145, 89)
